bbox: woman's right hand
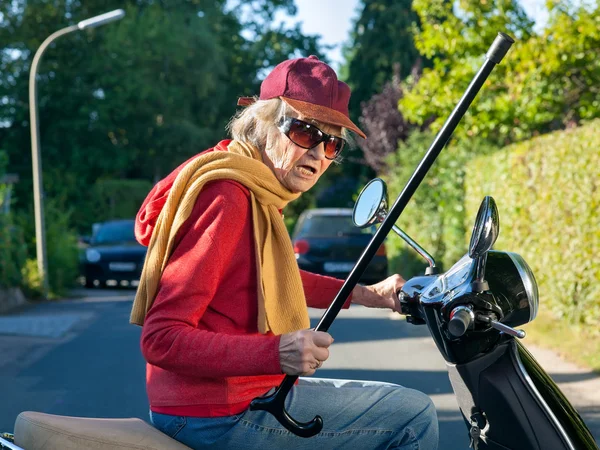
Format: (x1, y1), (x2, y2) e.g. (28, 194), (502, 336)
(278, 330), (334, 376)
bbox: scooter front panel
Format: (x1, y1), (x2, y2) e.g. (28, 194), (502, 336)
(516, 342), (598, 450)
(446, 340), (597, 450)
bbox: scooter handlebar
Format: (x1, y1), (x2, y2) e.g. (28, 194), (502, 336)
(448, 306), (475, 337)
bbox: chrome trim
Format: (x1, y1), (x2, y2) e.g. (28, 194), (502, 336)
(514, 347), (575, 450)
(489, 320), (526, 339)
(451, 304), (475, 322)
(507, 252), (539, 321)
(390, 224), (437, 269)
(0, 436), (23, 450)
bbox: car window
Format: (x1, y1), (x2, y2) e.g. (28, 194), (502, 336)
(92, 221), (136, 245)
(295, 215), (375, 237)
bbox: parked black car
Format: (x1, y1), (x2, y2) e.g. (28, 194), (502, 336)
(80, 219), (146, 288)
(291, 208), (388, 284)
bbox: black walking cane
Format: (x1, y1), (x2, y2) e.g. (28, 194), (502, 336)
(250, 32), (515, 438)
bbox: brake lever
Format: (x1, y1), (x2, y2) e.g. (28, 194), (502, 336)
(248, 31), (515, 438)
(476, 313), (526, 338)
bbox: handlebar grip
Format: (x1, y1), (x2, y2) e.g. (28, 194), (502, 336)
(448, 306), (474, 337)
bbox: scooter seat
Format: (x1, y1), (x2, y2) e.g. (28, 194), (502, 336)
(14, 411), (192, 450)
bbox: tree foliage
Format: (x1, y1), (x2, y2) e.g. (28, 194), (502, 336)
(357, 63), (427, 173)
(401, 0), (600, 144)
(0, 0), (326, 292)
(0, 0), (325, 235)
(342, 0), (423, 120)
(320, 0), (425, 213)
(384, 0), (600, 306)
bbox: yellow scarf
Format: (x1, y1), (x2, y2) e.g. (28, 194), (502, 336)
(129, 140), (311, 335)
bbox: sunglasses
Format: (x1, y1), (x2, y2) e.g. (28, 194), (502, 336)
(277, 116), (346, 160)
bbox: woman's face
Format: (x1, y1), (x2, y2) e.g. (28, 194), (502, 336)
(262, 112), (342, 193)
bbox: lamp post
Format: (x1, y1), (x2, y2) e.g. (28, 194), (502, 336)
(29, 9), (125, 298)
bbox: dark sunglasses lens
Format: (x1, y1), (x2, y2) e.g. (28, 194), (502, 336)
(288, 120), (322, 148)
(324, 137), (344, 159)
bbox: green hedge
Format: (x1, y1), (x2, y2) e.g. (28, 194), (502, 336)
(465, 120), (600, 328)
(383, 131), (500, 277)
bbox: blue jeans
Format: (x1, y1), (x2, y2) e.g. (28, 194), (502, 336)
(150, 378), (438, 450)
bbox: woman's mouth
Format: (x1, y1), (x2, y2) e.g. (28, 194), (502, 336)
(295, 165), (317, 177)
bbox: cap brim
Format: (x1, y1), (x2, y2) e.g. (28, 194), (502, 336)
(280, 97), (366, 140)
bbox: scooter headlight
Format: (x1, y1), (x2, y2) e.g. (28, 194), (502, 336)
(507, 252), (539, 322)
(486, 251), (539, 327)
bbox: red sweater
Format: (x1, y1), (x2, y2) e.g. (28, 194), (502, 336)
(137, 142), (350, 417)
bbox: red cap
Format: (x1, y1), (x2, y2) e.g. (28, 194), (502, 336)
(238, 55), (366, 139)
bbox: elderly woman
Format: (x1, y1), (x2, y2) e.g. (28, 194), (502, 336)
(130, 56), (438, 450)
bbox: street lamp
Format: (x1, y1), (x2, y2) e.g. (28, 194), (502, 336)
(29, 9), (125, 298)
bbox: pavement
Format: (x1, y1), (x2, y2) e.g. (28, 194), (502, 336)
(0, 289), (598, 447)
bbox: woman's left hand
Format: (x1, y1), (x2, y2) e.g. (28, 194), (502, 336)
(351, 274), (405, 313)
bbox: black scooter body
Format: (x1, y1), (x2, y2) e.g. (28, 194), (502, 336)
(398, 251), (599, 450)
(447, 339), (597, 449)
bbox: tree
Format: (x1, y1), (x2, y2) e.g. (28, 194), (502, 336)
(399, 0), (600, 144)
(400, 0), (534, 143)
(386, 0), (600, 276)
(0, 0), (325, 233)
(506, 0), (600, 136)
(357, 62), (427, 173)
(342, 0), (423, 121)
(324, 0), (424, 202)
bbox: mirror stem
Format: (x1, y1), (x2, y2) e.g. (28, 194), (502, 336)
(389, 223), (438, 274)
(472, 255), (490, 292)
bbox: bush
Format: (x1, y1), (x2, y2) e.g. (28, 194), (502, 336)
(464, 119), (600, 328)
(0, 150), (27, 289)
(0, 214), (27, 289)
(383, 131), (500, 277)
(17, 200), (80, 298)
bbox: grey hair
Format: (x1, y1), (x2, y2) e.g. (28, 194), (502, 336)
(226, 97), (287, 150)
(227, 96), (355, 164)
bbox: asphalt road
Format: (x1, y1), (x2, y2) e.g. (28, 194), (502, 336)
(0, 288), (598, 449)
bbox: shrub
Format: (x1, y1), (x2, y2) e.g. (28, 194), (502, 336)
(17, 200), (80, 298)
(465, 119), (600, 328)
(0, 150), (27, 289)
(0, 214), (27, 289)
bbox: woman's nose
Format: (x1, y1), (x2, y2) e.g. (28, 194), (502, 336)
(307, 142), (327, 160)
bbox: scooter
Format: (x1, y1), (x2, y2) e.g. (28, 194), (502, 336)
(351, 179), (599, 450)
(2, 31), (596, 450)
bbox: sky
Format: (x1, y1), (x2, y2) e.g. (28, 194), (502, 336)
(277, 0), (551, 71)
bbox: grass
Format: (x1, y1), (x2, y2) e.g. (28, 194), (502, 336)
(522, 309), (600, 372)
